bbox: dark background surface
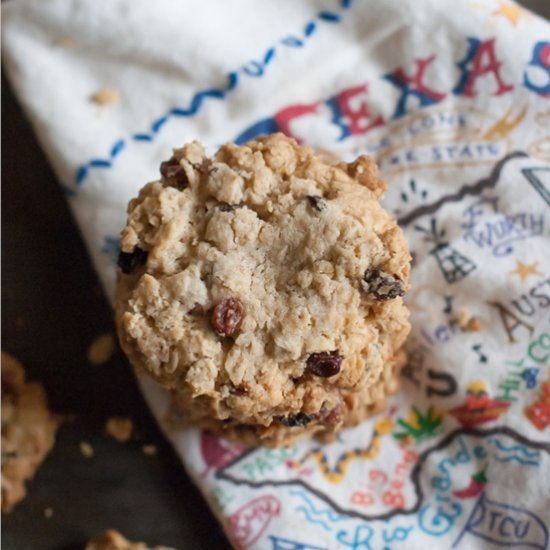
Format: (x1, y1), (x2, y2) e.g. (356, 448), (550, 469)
(1, 74), (231, 550)
(2, 2), (549, 549)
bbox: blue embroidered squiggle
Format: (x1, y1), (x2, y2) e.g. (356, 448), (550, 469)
(488, 437), (541, 457)
(74, 0), (353, 188)
(290, 489), (348, 524)
(494, 455), (540, 466)
(296, 506), (333, 532)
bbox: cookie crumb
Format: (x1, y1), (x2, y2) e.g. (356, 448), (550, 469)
(87, 334), (115, 365)
(142, 444), (157, 456)
(458, 308), (470, 328)
(44, 507), (54, 519)
(455, 308), (481, 331)
(90, 88), (119, 106)
(85, 529), (175, 550)
(80, 441), (94, 458)
(466, 318), (481, 332)
(105, 417), (133, 443)
(56, 36), (75, 48)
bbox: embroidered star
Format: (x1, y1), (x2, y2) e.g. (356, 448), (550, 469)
(509, 260), (543, 282)
(492, 3), (522, 26)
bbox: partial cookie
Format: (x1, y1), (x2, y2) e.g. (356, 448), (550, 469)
(1, 352), (59, 513)
(115, 133), (411, 445)
(85, 529), (174, 550)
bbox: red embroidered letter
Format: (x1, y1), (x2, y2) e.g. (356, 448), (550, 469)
(384, 56), (447, 118)
(326, 84), (384, 139)
(274, 103), (319, 141)
(454, 37), (513, 97)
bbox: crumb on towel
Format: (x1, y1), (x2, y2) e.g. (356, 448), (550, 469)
(56, 36), (75, 48)
(90, 88), (119, 106)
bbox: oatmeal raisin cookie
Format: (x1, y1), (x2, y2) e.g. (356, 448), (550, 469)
(115, 134), (410, 446)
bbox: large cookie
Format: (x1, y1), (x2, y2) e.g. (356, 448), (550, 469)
(115, 134), (410, 446)
(1, 352), (59, 513)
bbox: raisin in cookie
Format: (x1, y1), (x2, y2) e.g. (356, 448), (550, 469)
(1, 352), (59, 513)
(86, 530), (174, 550)
(115, 133), (410, 446)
